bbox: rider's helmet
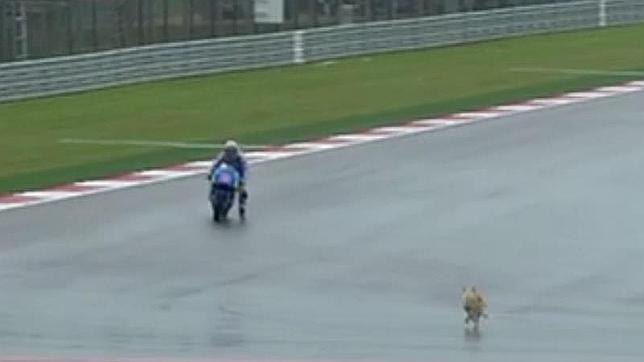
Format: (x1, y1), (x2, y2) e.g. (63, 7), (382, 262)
(224, 140), (239, 157)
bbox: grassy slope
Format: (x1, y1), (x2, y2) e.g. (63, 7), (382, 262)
(1, 23), (643, 193)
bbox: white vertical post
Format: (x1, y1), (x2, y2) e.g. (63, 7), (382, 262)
(15, 0), (28, 59)
(599, 0), (607, 27)
(293, 30), (305, 64)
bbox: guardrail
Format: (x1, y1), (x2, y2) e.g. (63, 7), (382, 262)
(1, 0), (642, 103)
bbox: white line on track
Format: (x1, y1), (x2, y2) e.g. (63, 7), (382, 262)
(529, 98), (578, 106)
(0, 203), (24, 211)
(453, 111), (505, 119)
(511, 67), (644, 77)
(183, 161), (213, 168)
(20, 191), (80, 199)
(370, 126), (429, 134)
(245, 151), (298, 160)
(325, 134), (390, 142)
(492, 104), (544, 112)
(75, 180), (140, 188)
(409, 119), (463, 126)
(595, 85), (643, 93)
(565, 91), (612, 99)
(59, 138), (270, 150)
(283, 142), (338, 150)
(137, 170), (197, 178)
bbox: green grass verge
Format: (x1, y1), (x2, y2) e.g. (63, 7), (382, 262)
(1, 23), (644, 194)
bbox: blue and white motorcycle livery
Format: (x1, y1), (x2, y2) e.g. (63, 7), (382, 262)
(209, 162), (241, 222)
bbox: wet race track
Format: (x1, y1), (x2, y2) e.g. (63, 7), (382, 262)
(1, 90), (644, 361)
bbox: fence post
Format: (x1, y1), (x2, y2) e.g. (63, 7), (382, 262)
(293, 0), (300, 28)
(418, 0), (426, 16)
(6, 1), (15, 61)
(147, 0), (154, 42)
(188, 0), (195, 39)
(66, 1), (74, 54)
(293, 30), (304, 64)
(233, 0), (239, 34)
(163, 0), (169, 41)
(214, 0), (223, 36)
(137, 0), (144, 44)
(14, 0), (27, 59)
(0, 1), (4, 61)
(310, 0), (318, 27)
(91, 0), (98, 50)
(116, 0), (126, 47)
(365, 0), (373, 21)
(210, 0), (216, 36)
(599, 0), (607, 27)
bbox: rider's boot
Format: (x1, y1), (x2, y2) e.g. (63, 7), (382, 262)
(239, 189), (248, 220)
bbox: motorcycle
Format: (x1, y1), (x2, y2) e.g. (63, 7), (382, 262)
(209, 163), (241, 222)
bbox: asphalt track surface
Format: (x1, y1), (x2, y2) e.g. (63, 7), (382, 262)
(1, 90), (644, 362)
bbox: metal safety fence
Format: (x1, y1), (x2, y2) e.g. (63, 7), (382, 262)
(0, 0), (642, 102)
(0, 0), (582, 62)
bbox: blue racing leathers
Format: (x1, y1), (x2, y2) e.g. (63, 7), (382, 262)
(210, 152), (247, 183)
(209, 152), (248, 209)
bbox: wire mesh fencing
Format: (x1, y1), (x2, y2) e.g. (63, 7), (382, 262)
(0, 0), (582, 62)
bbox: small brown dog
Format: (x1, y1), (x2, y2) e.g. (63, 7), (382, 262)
(462, 286), (488, 327)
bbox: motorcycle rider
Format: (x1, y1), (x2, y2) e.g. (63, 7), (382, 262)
(462, 286), (487, 326)
(209, 140), (248, 217)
